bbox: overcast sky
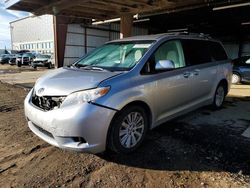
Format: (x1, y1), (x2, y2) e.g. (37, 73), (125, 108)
(0, 0), (29, 49)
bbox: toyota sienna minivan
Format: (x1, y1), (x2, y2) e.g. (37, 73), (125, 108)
(24, 33), (232, 154)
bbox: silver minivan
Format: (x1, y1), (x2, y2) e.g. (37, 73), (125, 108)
(24, 33), (232, 154)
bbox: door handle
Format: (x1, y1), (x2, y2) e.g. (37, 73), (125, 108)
(183, 72), (191, 78)
(193, 69), (200, 76)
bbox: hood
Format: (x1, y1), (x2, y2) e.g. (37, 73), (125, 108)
(34, 67), (122, 96)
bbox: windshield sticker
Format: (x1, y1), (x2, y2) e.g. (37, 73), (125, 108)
(133, 44), (151, 49)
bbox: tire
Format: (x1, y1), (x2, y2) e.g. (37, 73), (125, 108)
(17, 61), (21, 67)
(47, 63), (52, 69)
(108, 106), (148, 154)
(212, 83), (226, 109)
(232, 73), (241, 84)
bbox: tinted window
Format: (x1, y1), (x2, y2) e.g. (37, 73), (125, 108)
(182, 40), (228, 66)
(209, 42), (228, 61)
(182, 40), (211, 66)
(233, 56), (250, 65)
(246, 57), (250, 64)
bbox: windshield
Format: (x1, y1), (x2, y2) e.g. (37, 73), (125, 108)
(75, 41), (153, 71)
(23, 53), (34, 57)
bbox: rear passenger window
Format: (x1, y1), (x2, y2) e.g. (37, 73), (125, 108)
(182, 40), (228, 66)
(182, 40), (211, 66)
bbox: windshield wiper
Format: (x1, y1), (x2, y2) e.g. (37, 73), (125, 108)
(80, 65), (110, 72)
(83, 66), (103, 71)
(70, 64), (112, 72)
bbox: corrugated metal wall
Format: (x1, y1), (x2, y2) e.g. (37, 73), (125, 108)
(64, 23), (148, 66)
(223, 41), (250, 59)
(109, 23), (148, 41)
(64, 24), (85, 65)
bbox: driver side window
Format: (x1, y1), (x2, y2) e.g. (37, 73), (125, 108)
(143, 40), (185, 74)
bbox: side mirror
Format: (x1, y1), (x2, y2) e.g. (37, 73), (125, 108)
(155, 60), (175, 71)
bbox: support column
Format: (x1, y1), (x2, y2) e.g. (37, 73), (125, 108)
(53, 15), (68, 68)
(120, 15), (133, 39)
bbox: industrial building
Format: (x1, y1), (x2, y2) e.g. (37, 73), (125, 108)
(5, 0), (250, 68)
(10, 15), (54, 54)
(10, 15), (148, 66)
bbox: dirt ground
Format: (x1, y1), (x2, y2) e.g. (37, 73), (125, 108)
(0, 82), (250, 188)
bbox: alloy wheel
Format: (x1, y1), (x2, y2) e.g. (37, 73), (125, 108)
(215, 86), (225, 107)
(119, 112), (145, 148)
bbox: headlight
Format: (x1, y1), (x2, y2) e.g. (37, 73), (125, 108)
(61, 86), (110, 107)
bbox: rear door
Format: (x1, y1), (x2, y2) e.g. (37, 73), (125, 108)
(181, 40), (228, 104)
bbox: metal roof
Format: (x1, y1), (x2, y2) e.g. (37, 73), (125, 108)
(4, 0), (247, 21)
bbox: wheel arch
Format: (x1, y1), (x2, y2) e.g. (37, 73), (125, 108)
(232, 70), (241, 77)
(112, 100), (152, 128)
(106, 100), (153, 150)
(218, 79), (229, 94)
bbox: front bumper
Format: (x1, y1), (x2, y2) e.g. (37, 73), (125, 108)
(32, 61), (48, 67)
(24, 90), (116, 153)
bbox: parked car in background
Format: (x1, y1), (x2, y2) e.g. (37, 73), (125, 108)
(48, 54), (55, 67)
(232, 56), (250, 84)
(9, 54), (18, 65)
(31, 54), (52, 69)
(24, 33), (232, 154)
(0, 54), (12, 64)
(16, 52), (36, 67)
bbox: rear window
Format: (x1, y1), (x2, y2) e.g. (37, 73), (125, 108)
(182, 40), (227, 66)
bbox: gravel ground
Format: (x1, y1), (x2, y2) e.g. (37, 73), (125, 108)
(0, 82), (250, 188)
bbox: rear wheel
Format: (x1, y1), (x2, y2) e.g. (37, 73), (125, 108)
(232, 73), (241, 84)
(212, 84), (226, 109)
(108, 106), (148, 153)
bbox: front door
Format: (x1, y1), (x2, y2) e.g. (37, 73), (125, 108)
(141, 40), (193, 124)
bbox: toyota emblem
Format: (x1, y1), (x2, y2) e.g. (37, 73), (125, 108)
(37, 88), (45, 95)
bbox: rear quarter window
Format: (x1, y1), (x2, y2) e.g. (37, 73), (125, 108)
(182, 39), (228, 66)
(209, 42), (228, 61)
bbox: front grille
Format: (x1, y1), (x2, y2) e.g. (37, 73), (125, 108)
(33, 123), (54, 138)
(23, 57), (29, 61)
(31, 92), (65, 111)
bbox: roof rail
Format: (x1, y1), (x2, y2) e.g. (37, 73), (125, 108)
(165, 31), (211, 38)
(198, 33), (212, 39)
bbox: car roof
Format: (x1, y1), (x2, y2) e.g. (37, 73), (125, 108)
(108, 32), (218, 43)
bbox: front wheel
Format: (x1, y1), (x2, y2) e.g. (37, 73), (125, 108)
(17, 61), (21, 67)
(212, 84), (226, 109)
(47, 63), (52, 69)
(108, 106), (148, 154)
